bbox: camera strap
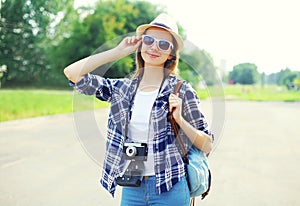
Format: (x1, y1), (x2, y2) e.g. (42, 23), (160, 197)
(124, 74), (142, 141)
(120, 74), (168, 177)
(124, 72), (169, 142)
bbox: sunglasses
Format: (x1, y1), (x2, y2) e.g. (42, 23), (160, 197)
(142, 35), (173, 51)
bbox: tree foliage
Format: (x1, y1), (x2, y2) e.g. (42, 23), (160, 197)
(0, 0), (74, 87)
(229, 63), (259, 85)
(1, 0), (216, 88)
(179, 46), (217, 88)
(267, 68), (300, 89)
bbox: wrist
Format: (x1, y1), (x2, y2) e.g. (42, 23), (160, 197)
(113, 44), (134, 58)
(176, 116), (184, 128)
(110, 47), (126, 59)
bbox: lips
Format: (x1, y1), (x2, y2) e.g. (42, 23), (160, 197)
(147, 52), (160, 58)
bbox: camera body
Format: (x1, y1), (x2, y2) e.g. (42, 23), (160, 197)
(123, 142), (148, 161)
(116, 142), (148, 187)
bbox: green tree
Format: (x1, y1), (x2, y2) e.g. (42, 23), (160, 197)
(266, 68), (300, 88)
(293, 76), (300, 89)
(276, 68), (299, 85)
(229, 63), (259, 84)
(179, 48), (217, 88)
(49, 0), (163, 81)
(1, 0), (217, 88)
(0, 0), (74, 87)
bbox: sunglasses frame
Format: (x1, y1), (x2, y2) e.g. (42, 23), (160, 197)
(142, 35), (174, 51)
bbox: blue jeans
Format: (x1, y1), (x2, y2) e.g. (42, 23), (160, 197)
(120, 176), (190, 206)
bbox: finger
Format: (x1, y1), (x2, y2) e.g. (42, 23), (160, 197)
(129, 36), (141, 48)
(131, 36), (136, 43)
(131, 36), (141, 44)
(125, 37), (131, 44)
(169, 97), (174, 112)
(169, 104), (177, 112)
(169, 93), (177, 100)
(169, 95), (177, 104)
(136, 36), (142, 41)
(169, 101), (178, 111)
(134, 38), (142, 48)
(127, 36), (133, 44)
(170, 94), (181, 103)
(126, 36), (134, 44)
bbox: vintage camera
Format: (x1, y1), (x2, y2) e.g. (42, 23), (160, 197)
(116, 142), (148, 187)
(123, 142), (148, 161)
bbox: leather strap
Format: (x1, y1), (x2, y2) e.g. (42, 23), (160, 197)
(168, 81), (195, 206)
(167, 81), (189, 164)
(168, 81), (211, 204)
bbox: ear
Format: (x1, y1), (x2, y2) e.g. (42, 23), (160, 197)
(167, 55), (173, 60)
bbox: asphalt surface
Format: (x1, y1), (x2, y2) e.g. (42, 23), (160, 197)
(0, 100), (299, 206)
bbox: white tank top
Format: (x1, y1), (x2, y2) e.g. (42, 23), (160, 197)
(127, 88), (159, 176)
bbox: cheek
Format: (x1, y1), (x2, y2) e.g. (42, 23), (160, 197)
(141, 44), (148, 52)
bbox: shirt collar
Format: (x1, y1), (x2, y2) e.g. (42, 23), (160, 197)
(157, 75), (178, 99)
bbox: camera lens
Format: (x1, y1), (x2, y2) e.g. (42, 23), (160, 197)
(126, 146), (137, 157)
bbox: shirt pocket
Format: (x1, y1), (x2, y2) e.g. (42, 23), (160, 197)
(153, 99), (169, 119)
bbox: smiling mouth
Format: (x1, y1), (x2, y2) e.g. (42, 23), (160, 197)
(147, 52), (160, 58)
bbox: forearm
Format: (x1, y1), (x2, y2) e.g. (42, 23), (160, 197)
(178, 118), (212, 154)
(64, 36), (141, 83)
(64, 47), (124, 83)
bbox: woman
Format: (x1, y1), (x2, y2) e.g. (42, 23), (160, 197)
(64, 13), (213, 206)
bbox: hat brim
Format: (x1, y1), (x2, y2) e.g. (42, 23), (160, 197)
(136, 24), (184, 51)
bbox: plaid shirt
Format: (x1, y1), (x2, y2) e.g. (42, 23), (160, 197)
(70, 73), (212, 197)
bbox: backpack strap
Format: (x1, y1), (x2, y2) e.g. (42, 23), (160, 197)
(167, 81), (189, 163)
(168, 80), (212, 202)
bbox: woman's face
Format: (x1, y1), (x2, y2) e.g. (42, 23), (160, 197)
(141, 28), (173, 68)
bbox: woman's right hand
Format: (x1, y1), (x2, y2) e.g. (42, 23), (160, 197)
(116, 36), (142, 57)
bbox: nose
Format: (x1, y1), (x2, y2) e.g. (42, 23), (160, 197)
(149, 40), (159, 51)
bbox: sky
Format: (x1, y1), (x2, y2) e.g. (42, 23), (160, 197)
(75, 0), (300, 74)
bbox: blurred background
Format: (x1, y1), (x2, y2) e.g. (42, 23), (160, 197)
(1, 0), (299, 122)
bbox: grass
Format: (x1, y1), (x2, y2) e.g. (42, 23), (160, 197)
(0, 85), (299, 122)
(197, 84), (300, 102)
(222, 85), (300, 101)
(0, 89), (109, 122)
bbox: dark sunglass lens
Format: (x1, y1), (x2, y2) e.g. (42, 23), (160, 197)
(143, 36), (154, 45)
(159, 40), (170, 50)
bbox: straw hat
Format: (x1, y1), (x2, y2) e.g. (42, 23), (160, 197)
(136, 13), (184, 50)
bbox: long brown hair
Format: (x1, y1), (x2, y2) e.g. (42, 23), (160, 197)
(131, 34), (180, 79)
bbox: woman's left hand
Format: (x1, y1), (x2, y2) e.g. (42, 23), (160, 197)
(169, 93), (183, 125)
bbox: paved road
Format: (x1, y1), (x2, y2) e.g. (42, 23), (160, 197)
(0, 101), (299, 206)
